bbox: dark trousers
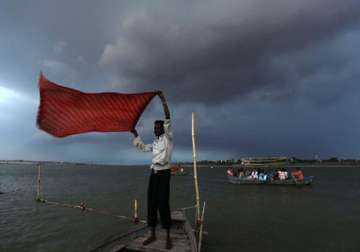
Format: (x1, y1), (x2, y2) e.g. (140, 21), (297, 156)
(147, 168), (172, 229)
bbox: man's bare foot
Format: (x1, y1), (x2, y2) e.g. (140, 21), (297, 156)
(166, 237), (173, 250)
(142, 235), (156, 246)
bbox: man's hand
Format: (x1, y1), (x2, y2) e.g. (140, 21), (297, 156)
(155, 90), (170, 119)
(130, 128), (138, 137)
(155, 90), (164, 98)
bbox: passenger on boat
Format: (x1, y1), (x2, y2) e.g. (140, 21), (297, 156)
(258, 169), (267, 181)
(274, 170), (280, 180)
(131, 91), (173, 249)
(278, 168), (288, 180)
(250, 170), (258, 180)
(272, 170), (279, 180)
(238, 168), (245, 178)
(284, 169), (289, 180)
(233, 168), (238, 177)
(227, 168), (234, 176)
(267, 170), (276, 181)
(291, 167), (304, 181)
(280, 168), (289, 180)
(244, 169), (251, 178)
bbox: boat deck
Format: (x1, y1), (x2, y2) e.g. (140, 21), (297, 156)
(125, 212), (193, 252)
(125, 228), (192, 252)
(92, 211), (197, 252)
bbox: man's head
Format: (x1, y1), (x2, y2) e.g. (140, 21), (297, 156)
(154, 120), (165, 137)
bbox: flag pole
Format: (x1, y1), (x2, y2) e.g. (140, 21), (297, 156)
(192, 112), (201, 227)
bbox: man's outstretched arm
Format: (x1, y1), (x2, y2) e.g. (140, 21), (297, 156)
(131, 129), (152, 152)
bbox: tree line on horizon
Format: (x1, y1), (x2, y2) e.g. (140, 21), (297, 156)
(178, 157), (360, 165)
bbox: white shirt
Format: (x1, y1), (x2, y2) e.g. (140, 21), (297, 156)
(279, 171), (288, 180)
(133, 119), (173, 171)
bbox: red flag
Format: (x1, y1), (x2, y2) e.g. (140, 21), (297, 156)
(37, 73), (156, 137)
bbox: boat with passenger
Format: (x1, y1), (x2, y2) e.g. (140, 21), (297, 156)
(89, 113), (204, 252)
(227, 173), (313, 185)
(171, 164), (188, 176)
(227, 157), (313, 186)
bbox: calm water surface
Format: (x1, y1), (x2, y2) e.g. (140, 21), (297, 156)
(1, 164), (360, 252)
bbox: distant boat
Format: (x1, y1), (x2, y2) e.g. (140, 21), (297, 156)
(171, 165), (188, 176)
(89, 211), (197, 252)
(227, 175), (313, 186)
(241, 156), (289, 166)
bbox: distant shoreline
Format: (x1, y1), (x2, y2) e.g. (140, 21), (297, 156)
(183, 163), (360, 169)
(1, 160), (359, 169)
(0, 160), (117, 166)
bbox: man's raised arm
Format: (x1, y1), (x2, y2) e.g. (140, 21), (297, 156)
(157, 91), (170, 120)
(156, 91), (172, 138)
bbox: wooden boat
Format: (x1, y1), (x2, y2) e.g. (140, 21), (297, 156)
(241, 157), (289, 166)
(228, 175), (313, 185)
(89, 113), (203, 252)
(89, 211), (197, 252)
(171, 166), (188, 176)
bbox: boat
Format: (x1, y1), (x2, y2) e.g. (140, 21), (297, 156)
(228, 175), (313, 185)
(89, 211), (197, 252)
(89, 113), (204, 252)
(241, 157), (289, 166)
(170, 165), (188, 176)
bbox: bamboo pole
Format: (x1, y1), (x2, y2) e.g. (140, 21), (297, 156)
(191, 112), (201, 227)
(36, 164), (41, 201)
(134, 199), (139, 223)
(198, 201), (206, 252)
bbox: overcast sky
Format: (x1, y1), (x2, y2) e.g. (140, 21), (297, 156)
(1, 0), (360, 164)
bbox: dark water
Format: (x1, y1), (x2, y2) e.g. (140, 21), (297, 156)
(1, 164), (360, 252)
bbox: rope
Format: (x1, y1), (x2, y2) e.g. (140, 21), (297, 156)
(178, 205), (197, 211)
(42, 199), (147, 223)
(41, 199), (196, 223)
(39, 200), (209, 236)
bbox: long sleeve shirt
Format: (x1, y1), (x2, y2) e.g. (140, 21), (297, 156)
(133, 119), (173, 171)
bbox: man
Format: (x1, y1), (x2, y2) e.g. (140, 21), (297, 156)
(291, 167), (304, 181)
(131, 90), (173, 250)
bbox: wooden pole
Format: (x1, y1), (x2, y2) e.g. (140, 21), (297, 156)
(198, 201), (206, 252)
(36, 164), (41, 200)
(192, 112), (201, 227)
(134, 199), (139, 223)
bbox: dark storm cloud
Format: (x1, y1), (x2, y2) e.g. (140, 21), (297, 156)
(1, 1), (360, 163)
(0, 0), (136, 94)
(99, 0), (360, 105)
